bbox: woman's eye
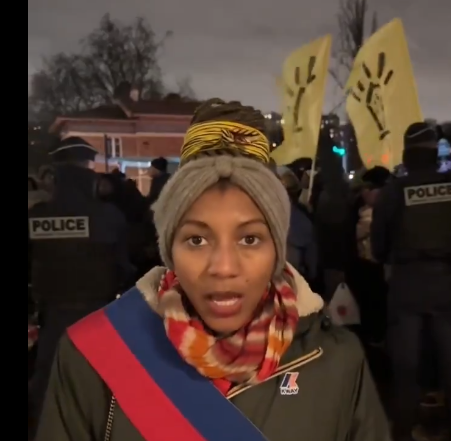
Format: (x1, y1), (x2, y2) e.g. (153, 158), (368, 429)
(187, 236), (206, 246)
(239, 235), (260, 246)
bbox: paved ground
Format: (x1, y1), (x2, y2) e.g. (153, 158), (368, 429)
(365, 344), (449, 441)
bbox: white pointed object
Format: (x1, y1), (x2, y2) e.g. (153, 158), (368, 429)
(328, 283), (361, 325)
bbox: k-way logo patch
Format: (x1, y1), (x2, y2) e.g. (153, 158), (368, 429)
(404, 183), (451, 206)
(29, 216), (90, 239)
(279, 372), (299, 395)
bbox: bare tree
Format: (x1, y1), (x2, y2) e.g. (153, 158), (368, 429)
(28, 14), (194, 122)
(28, 54), (97, 122)
(28, 123), (60, 171)
(330, 0), (378, 89)
(325, 0), (378, 169)
(80, 14), (169, 102)
(175, 77), (196, 101)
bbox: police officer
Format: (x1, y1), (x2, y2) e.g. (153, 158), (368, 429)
(370, 122), (451, 441)
(28, 137), (133, 432)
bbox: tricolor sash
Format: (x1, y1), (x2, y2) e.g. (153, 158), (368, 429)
(68, 288), (268, 441)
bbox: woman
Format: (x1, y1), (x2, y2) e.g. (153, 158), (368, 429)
(36, 99), (390, 441)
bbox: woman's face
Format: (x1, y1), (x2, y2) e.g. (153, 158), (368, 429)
(172, 183), (276, 334)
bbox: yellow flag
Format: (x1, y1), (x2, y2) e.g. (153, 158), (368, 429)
(271, 35), (332, 165)
(346, 18), (423, 169)
(273, 76), (297, 159)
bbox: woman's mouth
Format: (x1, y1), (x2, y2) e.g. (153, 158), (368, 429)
(212, 298), (238, 306)
(205, 292), (243, 318)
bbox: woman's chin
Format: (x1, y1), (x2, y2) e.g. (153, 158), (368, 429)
(202, 316), (247, 336)
(197, 297), (250, 334)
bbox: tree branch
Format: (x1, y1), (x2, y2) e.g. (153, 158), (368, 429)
(28, 14), (187, 122)
(330, 0), (377, 90)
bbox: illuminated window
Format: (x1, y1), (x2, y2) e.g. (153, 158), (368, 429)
(106, 138), (122, 158)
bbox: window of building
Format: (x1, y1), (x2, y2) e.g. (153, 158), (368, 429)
(106, 137), (122, 158)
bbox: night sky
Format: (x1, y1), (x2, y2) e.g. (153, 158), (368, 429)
(28, 0), (450, 120)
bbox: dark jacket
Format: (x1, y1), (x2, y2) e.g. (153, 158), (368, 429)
(28, 165), (133, 303)
(314, 185), (353, 271)
(100, 174), (149, 223)
(37, 269), (390, 441)
(147, 172), (170, 205)
(287, 200), (318, 283)
(371, 171), (451, 317)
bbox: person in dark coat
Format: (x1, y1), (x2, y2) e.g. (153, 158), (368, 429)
(280, 169), (318, 284)
(371, 122), (451, 441)
(312, 152), (352, 303)
(97, 171), (153, 284)
(28, 137), (133, 436)
(98, 172), (148, 223)
(351, 166), (391, 345)
(147, 157), (170, 205)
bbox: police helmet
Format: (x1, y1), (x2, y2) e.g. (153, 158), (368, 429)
(49, 137), (98, 163)
(404, 122), (438, 149)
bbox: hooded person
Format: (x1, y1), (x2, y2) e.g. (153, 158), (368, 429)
(36, 99), (390, 441)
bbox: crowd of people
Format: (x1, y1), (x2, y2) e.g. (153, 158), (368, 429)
(28, 100), (450, 441)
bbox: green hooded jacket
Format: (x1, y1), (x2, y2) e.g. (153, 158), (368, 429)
(36, 268), (391, 441)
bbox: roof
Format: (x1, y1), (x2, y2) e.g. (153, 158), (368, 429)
(64, 105), (128, 120)
(62, 99), (200, 119)
(49, 98), (200, 133)
(127, 99), (200, 115)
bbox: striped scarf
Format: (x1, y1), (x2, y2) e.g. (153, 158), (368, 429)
(158, 268), (299, 394)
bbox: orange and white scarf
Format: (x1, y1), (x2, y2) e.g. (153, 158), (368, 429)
(157, 268), (299, 394)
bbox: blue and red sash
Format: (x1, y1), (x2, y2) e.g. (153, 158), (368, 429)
(68, 288), (268, 441)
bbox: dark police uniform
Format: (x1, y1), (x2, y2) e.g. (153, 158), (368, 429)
(371, 123), (451, 439)
(28, 138), (133, 431)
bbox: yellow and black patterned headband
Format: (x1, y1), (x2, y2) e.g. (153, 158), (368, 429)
(180, 121), (270, 164)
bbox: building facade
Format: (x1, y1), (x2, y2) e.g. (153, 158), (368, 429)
(49, 94), (199, 193)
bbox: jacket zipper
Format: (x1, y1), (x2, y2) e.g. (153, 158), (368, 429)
(227, 347), (323, 399)
(103, 396), (116, 441)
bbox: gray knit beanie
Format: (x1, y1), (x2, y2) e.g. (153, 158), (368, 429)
(153, 155), (291, 278)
